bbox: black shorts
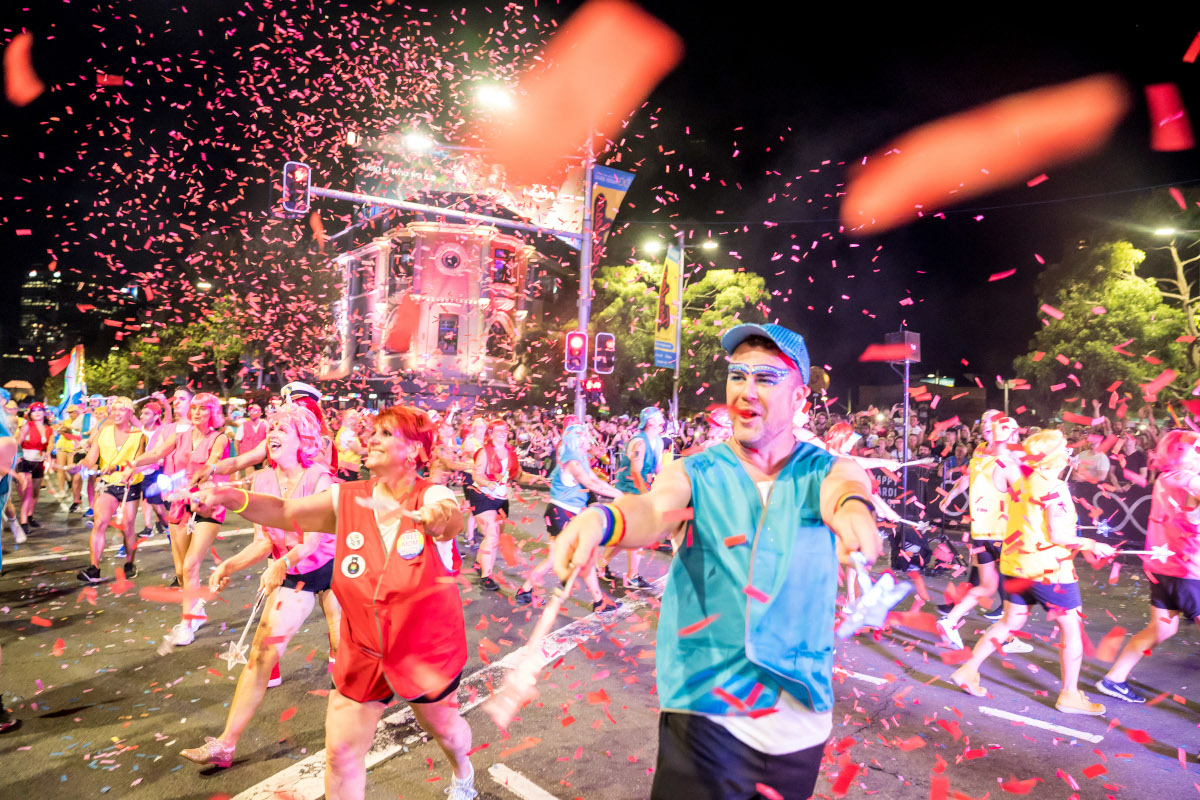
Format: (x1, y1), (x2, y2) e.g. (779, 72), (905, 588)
(72, 451), (87, 465)
(143, 470), (166, 505)
(471, 492), (509, 516)
(1002, 576), (1082, 611)
(281, 557), (334, 594)
(102, 481), (144, 503)
(408, 670), (462, 704)
(1149, 574), (1200, 622)
(652, 711), (824, 800)
(336, 469), (359, 483)
(972, 539), (1002, 565)
(16, 459), (45, 480)
(545, 504), (578, 537)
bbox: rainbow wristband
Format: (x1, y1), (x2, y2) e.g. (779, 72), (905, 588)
(596, 503), (626, 547)
(836, 493), (874, 517)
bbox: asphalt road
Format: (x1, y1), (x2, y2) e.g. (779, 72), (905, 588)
(0, 488), (1196, 800)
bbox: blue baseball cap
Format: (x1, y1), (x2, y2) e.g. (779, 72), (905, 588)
(721, 323), (811, 383)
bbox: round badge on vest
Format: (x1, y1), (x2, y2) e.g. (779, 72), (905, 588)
(396, 529), (424, 559)
(340, 554), (366, 578)
(346, 531), (365, 550)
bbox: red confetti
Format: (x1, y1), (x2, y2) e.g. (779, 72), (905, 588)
(723, 534), (747, 547)
(743, 585), (770, 603)
(52, 638), (66, 656)
(988, 269), (1017, 281)
(858, 343), (914, 362)
(998, 776), (1043, 794)
(1082, 763), (1107, 779)
(31, 616), (52, 627)
(1026, 174), (1048, 186)
(1125, 728), (1154, 744)
(1185, 31), (1200, 63)
(831, 762), (860, 797)
(678, 614), (720, 637)
(754, 784), (784, 800)
(1145, 84), (1195, 151)
(3, 32), (45, 106)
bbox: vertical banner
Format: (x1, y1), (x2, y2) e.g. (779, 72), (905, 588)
(57, 345), (85, 415)
(589, 165), (635, 263)
(653, 243), (682, 368)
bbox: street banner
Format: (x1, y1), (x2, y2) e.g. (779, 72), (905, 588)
(589, 165), (635, 262)
(653, 243), (682, 368)
(56, 345), (85, 415)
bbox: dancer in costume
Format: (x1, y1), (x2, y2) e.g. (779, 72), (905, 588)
(181, 406), (340, 767)
(515, 422), (621, 611)
(74, 397), (146, 582)
(197, 405), (477, 800)
(950, 429), (1116, 714)
(554, 323), (881, 800)
(472, 419), (544, 591)
(1097, 429), (1200, 702)
(13, 402), (52, 532)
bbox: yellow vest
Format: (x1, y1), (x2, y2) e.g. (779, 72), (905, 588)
(967, 454), (1005, 541)
(1000, 472), (1077, 583)
(98, 426), (145, 485)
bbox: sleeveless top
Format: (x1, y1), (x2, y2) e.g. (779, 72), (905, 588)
(614, 431), (662, 494)
(1000, 472), (1078, 583)
(98, 426), (146, 485)
(252, 465), (336, 574)
(967, 454), (1005, 540)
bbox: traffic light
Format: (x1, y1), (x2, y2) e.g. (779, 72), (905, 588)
(281, 161), (311, 217)
(564, 330), (587, 372)
(584, 375), (603, 403)
(593, 331), (615, 374)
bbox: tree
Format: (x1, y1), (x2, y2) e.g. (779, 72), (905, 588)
(591, 260), (768, 414)
(1013, 240), (1190, 419)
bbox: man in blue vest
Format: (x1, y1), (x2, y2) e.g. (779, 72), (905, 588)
(607, 406), (666, 588)
(554, 323), (881, 799)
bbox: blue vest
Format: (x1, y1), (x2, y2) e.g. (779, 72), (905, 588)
(549, 459), (588, 512)
(658, 441), (837, 715)
(614, 432), (661, 493)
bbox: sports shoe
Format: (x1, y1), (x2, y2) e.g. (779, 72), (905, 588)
(624, 575), (651, 590)
(981, 606), (1004, 622)
(603, 567), (618, 584)
(180, 736), (235, 768)
(592, 597), (620, 614)
(76, 565), (102, 583)
(0, 705), (19, 734)
(1095, 678), (1145, 704)
(936, 618), (964, 650)
(1055, 690), (1105, 716)
(83, 508), (94, 518)
(189, 599), (208, 632)
(267, 663), (282, 688)
(169, 576), (181, 588)
(166, 622), (195, 647)
(935, 603), (954, 616)
(138, 526), (154, 539)
(444, 766), (478, 800)
(155, 522), (168, 536)
(68, 502), (80, 514)
(1001, 637), (1033, 654)
(26, 518), (39, 529)
(950, 666), (986, 697)
(514, 589), (533, 605)
(122, 561), (138, 580)
(479, 576), (500, 592)
(117, 544), (127, 559)
(10, 520), (26, 544)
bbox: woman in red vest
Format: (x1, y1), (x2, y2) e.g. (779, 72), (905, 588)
(471, 419), (544, 591)
(196, 405), (477, 800)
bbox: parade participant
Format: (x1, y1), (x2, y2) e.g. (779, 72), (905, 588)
(334, 409), (366, 482)
(54, 404), (83, 502)
(236, 402), (268, 479)
(459, 416), (488, 548)
(607, 407), (666, 589)
(515, 422), (621, 611)
(950, 429), (1116, 714)
(135, 400), (170, 539)
(555, 324), (881, 800)
(14, 402), (52, 533)
(472, 419), (544, 592)
(79, 394), (110, 517)
(74, 397), (147, 582)
(181, 406), (340, 767)
(0, 426), (17, 731)
(937, 415), (1033, 651)
(196, 404), (477, 800)
(1097, 429), (1200, 703)
(142, 393), (229, 645)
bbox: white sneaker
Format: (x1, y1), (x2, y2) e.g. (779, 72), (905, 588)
(167, 622), (195, 647)
(190, 599), (208, 632)
(11, 520), (26, 544)
(936, 618), (964, 650)
(1001, 637), (1033, 654)
(444, 766), (477, 800)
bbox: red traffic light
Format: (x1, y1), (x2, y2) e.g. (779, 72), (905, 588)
(568, 333), (586, 351)
(564, 330), (587, 372)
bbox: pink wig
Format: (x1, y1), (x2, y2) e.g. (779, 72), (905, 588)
(191, 392), (225, 430)
(266, 405), (322, 468)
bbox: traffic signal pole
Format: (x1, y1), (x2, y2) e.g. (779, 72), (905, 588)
(575, 140), (595, 421)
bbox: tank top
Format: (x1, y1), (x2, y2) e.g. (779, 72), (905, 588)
(1000, 472), (1078, 583)
(251, 465), (336, 574)
(967, 454), (1005, 540)
(98, 426), (146, 485)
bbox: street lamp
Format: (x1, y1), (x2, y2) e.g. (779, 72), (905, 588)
(403, 132), (436, 153)
(641, 233), (721, 420)
(475, 83), (515, 111)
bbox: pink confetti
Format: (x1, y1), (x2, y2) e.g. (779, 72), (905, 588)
(1026, 174), (1048, 186)
(1040, 303), (1064, 320)
(988, 268), (1016, 281)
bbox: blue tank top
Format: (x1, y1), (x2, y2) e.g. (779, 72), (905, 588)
(614, 432), (662, 493)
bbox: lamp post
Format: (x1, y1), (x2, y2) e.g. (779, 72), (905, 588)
(644, 234), (718, 421)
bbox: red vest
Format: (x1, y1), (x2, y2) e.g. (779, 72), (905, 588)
(334, 479), (467, 700)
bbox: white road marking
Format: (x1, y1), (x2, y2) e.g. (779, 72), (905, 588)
(488, 763), (561, 800)
(231, 579), (665, 800)
(834, 666), (890, 686)
(978, 705), (1104, 743)
(2, 527), (254, 566)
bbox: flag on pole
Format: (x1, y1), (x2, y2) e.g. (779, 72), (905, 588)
(56, 345), (85, 416)
(653, 243), (682, 369)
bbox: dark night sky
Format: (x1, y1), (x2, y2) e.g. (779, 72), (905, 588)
(1, 4), (1197, 405)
